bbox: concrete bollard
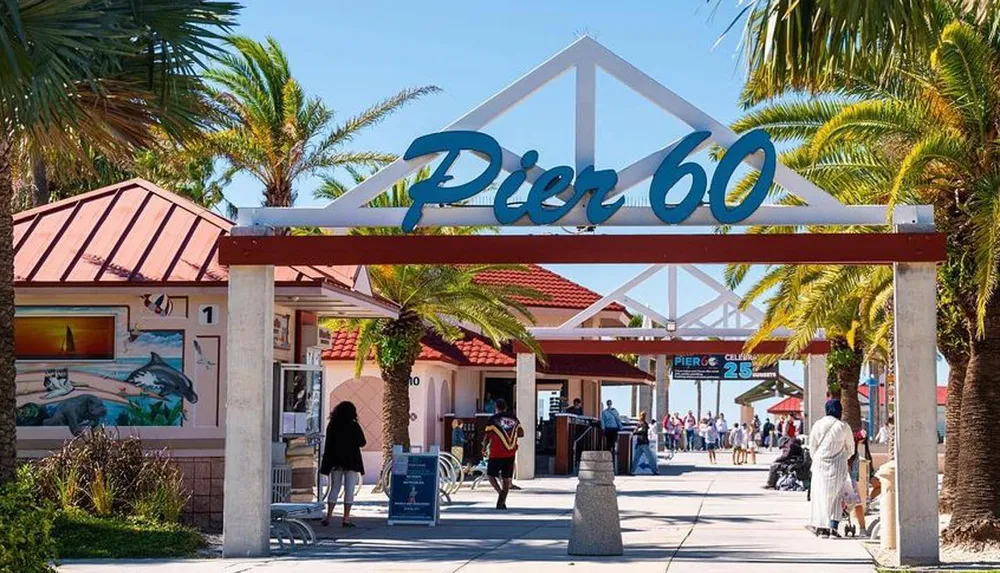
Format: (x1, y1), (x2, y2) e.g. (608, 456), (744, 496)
(568, 450), (624, 556)
(876, 460), (897, 550)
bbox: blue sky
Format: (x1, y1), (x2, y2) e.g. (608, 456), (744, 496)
(229, 1), (945, 419)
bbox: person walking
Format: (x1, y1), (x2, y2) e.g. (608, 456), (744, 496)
(672, 413), (683, 452)
(786, 415), (798, 440)
(663, 413), (676, 451)
(730, 422), (745, 464)
(601, 400), (623, 454)
(808, 400), (855, 538)
(484, 398), (523, 510)
(632, 411), (658, 475)
(762, 417), (775, 450)
(320, 401), (366, 528)
(451, 419), (467, 464)
(745, 423), (758, 464)
(684, 410), (697, 451)
(716, 413), (729, 450)
(700, 417), (718, 464)
(875, 416), (892, 444)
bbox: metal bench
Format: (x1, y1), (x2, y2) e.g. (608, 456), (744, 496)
(270, 502), (323, 550)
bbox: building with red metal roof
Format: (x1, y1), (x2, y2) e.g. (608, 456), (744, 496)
(12, 179), (396, 529)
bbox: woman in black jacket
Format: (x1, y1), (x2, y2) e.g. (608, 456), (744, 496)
(320, 401), (366, 527)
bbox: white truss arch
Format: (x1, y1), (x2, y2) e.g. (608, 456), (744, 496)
(528, 263), (796, 341)
(237, 36), (932, 230)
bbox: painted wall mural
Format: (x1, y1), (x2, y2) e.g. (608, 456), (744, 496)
(15, 306), (199, 434)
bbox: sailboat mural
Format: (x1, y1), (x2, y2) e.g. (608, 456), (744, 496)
(60, 326), (75, 357)
(14, 306), (197, 433)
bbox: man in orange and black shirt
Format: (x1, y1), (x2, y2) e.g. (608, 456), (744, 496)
(483, 398), (523, 510)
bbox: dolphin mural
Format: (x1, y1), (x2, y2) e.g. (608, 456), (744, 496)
(125, 352), (199, 403)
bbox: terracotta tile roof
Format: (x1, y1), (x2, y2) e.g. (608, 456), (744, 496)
(767, 396), (802, 415)
(323, 328), (651, 381)
(473, 265), (625, 312)
(13, 179), (361, 289)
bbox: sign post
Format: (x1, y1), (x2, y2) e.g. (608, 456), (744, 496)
(387, 445), (441, 526)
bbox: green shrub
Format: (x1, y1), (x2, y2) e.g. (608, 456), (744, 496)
(54, 511), (204, 559)
(51, 465), (80, 512)
(133, 475), (189, 524)
(0, 466), (56, 573)
(34, 427), (188, 521)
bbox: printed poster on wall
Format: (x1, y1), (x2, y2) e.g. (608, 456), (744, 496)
(273, 313), (291, 350)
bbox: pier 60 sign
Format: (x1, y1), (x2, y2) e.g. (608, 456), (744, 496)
(399, 129), (776, 232)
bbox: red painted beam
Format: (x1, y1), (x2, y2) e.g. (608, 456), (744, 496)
(218, 233), (946, 266)
(513, 339), (831, 355)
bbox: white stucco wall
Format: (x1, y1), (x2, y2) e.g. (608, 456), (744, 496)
(323, 360), (457, 480)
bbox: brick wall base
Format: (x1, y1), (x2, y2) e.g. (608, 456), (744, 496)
(172, 457), (225, 532)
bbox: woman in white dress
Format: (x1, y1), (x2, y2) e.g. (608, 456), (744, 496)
(808, 399), (855, 538)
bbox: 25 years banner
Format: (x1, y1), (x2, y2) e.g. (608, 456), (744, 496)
(672, 354), (778, 381)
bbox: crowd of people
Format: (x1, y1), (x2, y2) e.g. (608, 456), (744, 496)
(659, 410), (803, 463)
(321, 395), (883, 531)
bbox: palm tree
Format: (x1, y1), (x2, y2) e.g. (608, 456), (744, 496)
(729, 262), (889, 432)
(0, 0), (236, 486)
(715, 0), (953, 104)
(22, 0), (239, 206)
(323, 170), (544, 457)
(725, 16), (1000, 542)
(204, 36), (439, 207)
(343, 265), (544, 458)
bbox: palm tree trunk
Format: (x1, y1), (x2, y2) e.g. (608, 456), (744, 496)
(0, 136), (17, 485)
(831, 337), (864, 432)
(265, 180), (294, 208)
(696, 381), (702, 420)
(943, 296), (1000, 545)
(939, 351), (967, 512)
(376, 313), (424, 460)
(31, 154), (49, 207)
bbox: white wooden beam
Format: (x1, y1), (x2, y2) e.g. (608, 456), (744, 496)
(242, 204), (910, 229)
(676, 296), (724, 329)
(320, 36), (589, 212)
(620, 295), (672, 328)
(557, 264), (665, 328)
(576, 62), (596, 173)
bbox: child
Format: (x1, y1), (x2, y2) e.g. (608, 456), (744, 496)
(745, 423), (757, 464)
(733, 424), (747, 464)
(700, 418), (718, 464)
(451, 419), (467, 464)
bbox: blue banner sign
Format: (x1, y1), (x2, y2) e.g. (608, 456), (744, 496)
(672, 354), (778, 381)
(400, 129), (776, 232)
(387, 451), (440, 525)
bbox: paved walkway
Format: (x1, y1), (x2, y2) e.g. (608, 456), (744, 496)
(60, 451), (874, 572)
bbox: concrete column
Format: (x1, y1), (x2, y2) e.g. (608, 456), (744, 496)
(637, 357), (653, 418)
(805, 354), (827, 434)
(636, 355), (652, 416)
(516, 353), (536, 480)
(654, 355), (668, 451)
(892, 262), (939, 565)
(223, 264), (275, 557)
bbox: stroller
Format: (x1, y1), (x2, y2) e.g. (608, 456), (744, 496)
(777, 448), (812, 493)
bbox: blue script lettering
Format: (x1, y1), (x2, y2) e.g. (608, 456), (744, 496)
(400, 129), (776, 231)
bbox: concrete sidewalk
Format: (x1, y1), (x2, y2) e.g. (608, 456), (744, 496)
(59, 452), (874, 572)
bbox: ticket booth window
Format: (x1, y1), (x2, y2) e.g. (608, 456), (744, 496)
(278, 364), (323, 437)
